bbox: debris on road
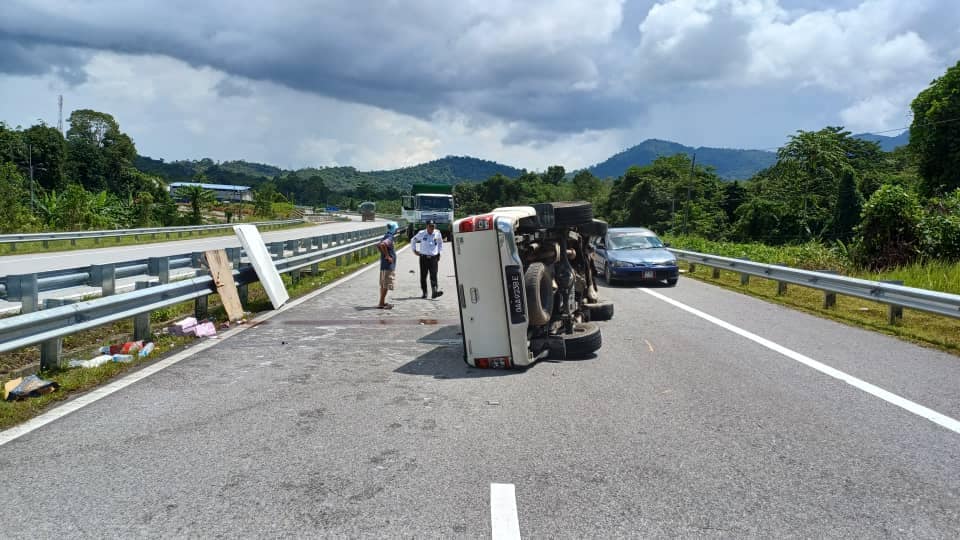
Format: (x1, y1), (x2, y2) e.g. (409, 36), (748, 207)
(3, 375), (59, 401)
(68, 355), (113, 368)
(170, 317), (198, 336)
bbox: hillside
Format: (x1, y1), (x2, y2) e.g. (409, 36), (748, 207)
(853, 131), (909, 151)
(587, 139), (777, 180)
(135, 155), (524, 192)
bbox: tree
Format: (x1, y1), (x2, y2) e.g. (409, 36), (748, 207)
(178, 184), (216, 225)
(543, 165), (566, 185)
(65, 109), (137, 194)
(571, 170), (602, 203)
(910, 60), (960, 197)
(829, 169), (863, 243)
(853, 184), (923, 269)
(22, 124), (66, 191)
(0, 162), (36, 233)
(721, 180), (747, 224)
(254, 182), (278, 217)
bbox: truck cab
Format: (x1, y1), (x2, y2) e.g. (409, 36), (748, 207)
(401, 184), (455, 240)
(452, 202), (612, 369)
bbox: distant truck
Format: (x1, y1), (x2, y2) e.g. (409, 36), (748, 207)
(401, 183), (455, 240)
(359, 201), (376, 221)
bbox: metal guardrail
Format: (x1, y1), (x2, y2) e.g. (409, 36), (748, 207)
(0, 224), (407, 369)
(0, 219), (304, 250)
(670, 248), (960, 322)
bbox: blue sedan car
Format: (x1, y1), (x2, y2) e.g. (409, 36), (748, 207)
(590, 227), (679, 286)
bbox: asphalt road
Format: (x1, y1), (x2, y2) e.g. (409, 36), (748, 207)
(1, 253), (958, 538)
(0, 217), (388, 315)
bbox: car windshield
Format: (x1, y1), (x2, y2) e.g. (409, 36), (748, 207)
(419, 196), (452, 211)
(607, 233), (664, 250)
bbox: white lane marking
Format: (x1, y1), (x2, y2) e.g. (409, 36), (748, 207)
(0, 246), (405, 447)
(640, 288), (960, 435)
(490, 483), (522, 540)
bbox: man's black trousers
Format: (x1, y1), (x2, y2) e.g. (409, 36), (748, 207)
(419, 254), (439, 292)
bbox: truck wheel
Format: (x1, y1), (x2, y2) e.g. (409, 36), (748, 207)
(551, 201), (593, 227)
(524, 262), (554, 326)
(562, 322), (602, 359)
(587, 301), (614, 321)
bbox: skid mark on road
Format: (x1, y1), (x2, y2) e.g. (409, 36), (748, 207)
(641, 288), (960, 436)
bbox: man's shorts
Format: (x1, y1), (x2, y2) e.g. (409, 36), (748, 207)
(379, 270), (396, 290)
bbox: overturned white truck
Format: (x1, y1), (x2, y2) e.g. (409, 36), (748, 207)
(451, 202), (614, 369)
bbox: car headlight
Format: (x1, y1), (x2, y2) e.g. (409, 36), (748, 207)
(611, 260), (633, 268)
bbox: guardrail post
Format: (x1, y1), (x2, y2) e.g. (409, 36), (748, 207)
(774, 262), (787, 295)
(43, 239), (49, 248)
(226, 247), (241, 268)
(711, 267), (721, 279)
(195, 290), (209, 320)
(688, 262), (696, 274)
(149, 256), (171, 284)
(134, 281), (153, 341)
(883, 280), (904, 324)
(739, 258), (750, 285)
(70, 238), (77, 246)
(8, 274), (39, 313)
(40, 298), (69, 370)
(90, 264), (117, 296)
(285, 239), (299, 254)
(818, 270), (838, 308)
(270, 242), (284, 259)
(191, 251), (204, 270)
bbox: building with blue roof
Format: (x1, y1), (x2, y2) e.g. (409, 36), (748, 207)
(169, 182), (253, 202)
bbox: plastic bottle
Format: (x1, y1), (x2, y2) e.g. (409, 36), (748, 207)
(112, 354), (135, 363)
(139, 342), (155, 357)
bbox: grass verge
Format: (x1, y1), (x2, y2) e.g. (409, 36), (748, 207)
(681, 264), (960, 355)
(0, 239), (403, 430)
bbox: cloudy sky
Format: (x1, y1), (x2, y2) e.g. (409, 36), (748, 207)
(1, 0), (958, 171)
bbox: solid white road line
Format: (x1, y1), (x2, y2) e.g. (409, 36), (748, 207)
(641, 288), (960, 435)
(490, 483), (522, 540)
(0, 246), (403, 447)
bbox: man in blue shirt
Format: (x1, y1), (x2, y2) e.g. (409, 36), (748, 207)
(376, 222), (398, 309)
(412, 220), (444, 299)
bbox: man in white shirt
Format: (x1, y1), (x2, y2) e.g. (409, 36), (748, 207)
(412, 220), (444, 299)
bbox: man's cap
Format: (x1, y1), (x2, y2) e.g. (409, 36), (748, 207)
(386, 222), (398, 233)
(426, 220), (436, 226)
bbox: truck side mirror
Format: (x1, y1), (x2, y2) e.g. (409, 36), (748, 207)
(401, 196), (414, 210)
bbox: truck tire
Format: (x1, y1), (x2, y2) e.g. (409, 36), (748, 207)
(562, 322), (602, 359)
(524, 262), (554, 326)
(551, 201), (593, 227)
(587, 301), (614, 321)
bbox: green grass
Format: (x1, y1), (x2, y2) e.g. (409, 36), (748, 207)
(0, 220), (312, 256)
(0, 239), (404, 430)
(665, 235), (960, 354)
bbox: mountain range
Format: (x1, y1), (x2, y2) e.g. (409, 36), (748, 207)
(136, 131), (910, 191)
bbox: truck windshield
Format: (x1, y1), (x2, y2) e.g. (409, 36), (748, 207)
(419, 196), (452, 211)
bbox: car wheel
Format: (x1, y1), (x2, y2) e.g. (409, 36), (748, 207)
(587, 301), (614, 321)
(603, 263), (616, 285)
(667, 277), (678, 287)
(551, 201), (593, 227)
(524, 262), (554, 326)
(562, 322), (602, 359)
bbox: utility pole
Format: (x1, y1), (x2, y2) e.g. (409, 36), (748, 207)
(28, 144), (35, 211)
(58, 95), (64, 135)
(683, 152), (696, 235)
